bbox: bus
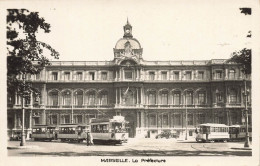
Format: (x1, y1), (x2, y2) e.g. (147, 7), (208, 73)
(229, 125), (252, 141)
(31, 125), (58, 141)
(195, 123), (229, 143)
(90, 116), (129, 145)
(57, 124), (90, 142)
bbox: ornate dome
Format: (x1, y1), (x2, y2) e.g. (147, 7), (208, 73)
(115, 38), (142, 50)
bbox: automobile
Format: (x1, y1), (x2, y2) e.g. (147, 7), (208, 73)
(10, 130), (22, 141)
(155, 131), (178, 139)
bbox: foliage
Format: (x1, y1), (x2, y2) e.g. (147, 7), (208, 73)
(239, 8), (251, 15)
(228, 48), (251, 75)
(7, 9), (59, 99)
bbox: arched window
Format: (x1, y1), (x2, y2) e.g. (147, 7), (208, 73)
(62, 91), (71, 106)
(173, 91), (181, 105)
(100, 91), (108, 105)
(87, 91), (96, 105)
(185, 91), (193, 105)
(74, 90), (83, 106)
(125, 90), (134, 106)
(148, 92), (156, 105)
(197, 91), (206, 104)
(161, 90), (168, 105)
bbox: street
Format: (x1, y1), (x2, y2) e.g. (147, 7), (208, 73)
(7, 138), (252, 156)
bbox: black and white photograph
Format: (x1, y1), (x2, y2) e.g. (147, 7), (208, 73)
(1, 0), (260, 166)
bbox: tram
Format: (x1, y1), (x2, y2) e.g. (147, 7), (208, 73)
(90, 116), (129, 145)
(31, 125), (58, 141)
(57, 124), (90, 142)
(195, 123), (229, 143)
(229, 125), (252, 141)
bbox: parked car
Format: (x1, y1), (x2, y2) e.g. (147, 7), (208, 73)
(155, 131), (178, 139)
(10, 130), (21, 141)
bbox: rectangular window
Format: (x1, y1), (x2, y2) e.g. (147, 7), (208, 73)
(162, 115), (168, 126)
(52, 72), (58, 80)
(148, 93), (156, 105)
(50, 115), (57, 125)
(34, 117), (40, 125)
(174, 72), (179, 80)
(101, 72), (108, 80)
(149, 115), (156, 126)
(216, 70), (222, 79)
(230, 94), (237, 103)
(229, 69), (235, 79)
(149, 72), (155, 80)
(174, 114), (181, 126)
(64, 115), (70, 123)
(188, 114), (193, 125)
(185, 71), (192, 80)
(216, 93), (223, 102)
(173, 92), (180, 105)
(125, 71), (132, 80)
(77, 115), (82, 124)
(89, 72), (95, 80)
(76, 72), (83, 80)
(64, 72), (70, 80)
(198, 71), (204, 80)
(161, 72), (167, 80)
(199, 114), (205, 124)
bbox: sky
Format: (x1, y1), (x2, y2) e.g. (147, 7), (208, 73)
(3, 0), (257, 62)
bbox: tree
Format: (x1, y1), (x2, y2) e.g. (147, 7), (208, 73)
(228, 48), (251, 75)
(7, 9), (59, 99)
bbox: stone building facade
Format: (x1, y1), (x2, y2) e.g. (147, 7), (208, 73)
(7, 20), (252, 139)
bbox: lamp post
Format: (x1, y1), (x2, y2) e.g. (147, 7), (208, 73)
(71, 91), (74, 123)
(20, 74), (26, 146)
(242, 79), (250, 148)
(185, 91), (188, 140)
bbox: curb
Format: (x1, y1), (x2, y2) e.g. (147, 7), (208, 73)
(231, 147), (252, 150)
(7, 145), (39, 150)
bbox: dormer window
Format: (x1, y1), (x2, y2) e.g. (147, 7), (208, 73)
(185, 71), (192, 80)
(101, 72), (108, 80)
(161, 71), (167, 80)
(149, 72), (155, 80)
(198, 71), (204, 80)
(64, 72), (70, 80)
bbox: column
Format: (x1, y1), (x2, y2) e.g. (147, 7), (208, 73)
(169, 112), (172, 128)
(225, 68), (228, 80)
(116, 70), (118, 81)
(14, 111), (17, 129)
(27, 110), (32, 139)
(116, 88), (118, 105)
(119, 88), (122, 104)
(43, 84), (47, 107)
(137, 111), (140, 128)
(42, 109), (46, 125)
(141, 87), (144, 105)
(137, 88), (139, 105)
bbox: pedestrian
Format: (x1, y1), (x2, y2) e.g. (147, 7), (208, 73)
(86, 132), (90, 146)
(89, 132), (94, 145)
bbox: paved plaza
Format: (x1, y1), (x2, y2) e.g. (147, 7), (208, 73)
(7, 138), (252, 156)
